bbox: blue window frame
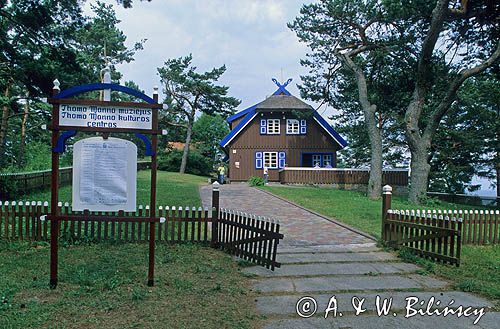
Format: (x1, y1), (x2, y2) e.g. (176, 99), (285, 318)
(255, 151), (263, 169)
(278, 152), (286, 168)
(300, 119), (307, 134)
(312, 155), (321, 167)
(260, 120), (267, 134)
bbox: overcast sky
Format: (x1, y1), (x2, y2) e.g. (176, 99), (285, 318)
(83, 0), (328, 114)
(84, 0), (495, 196)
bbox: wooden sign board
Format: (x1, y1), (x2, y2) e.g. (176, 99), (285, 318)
(72, 137), (137, 212)
(47, 81), (161, 288)
(59, 104), (152, 130)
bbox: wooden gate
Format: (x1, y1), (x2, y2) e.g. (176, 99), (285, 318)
(383, 209), (462, 266)
(382, 185), (462, 266)
(216, 208), (283, 270)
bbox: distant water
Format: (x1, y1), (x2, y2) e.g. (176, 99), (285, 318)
(470, 176), (497, 197)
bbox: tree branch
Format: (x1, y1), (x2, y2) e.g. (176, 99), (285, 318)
(416, 0), (449, 92)
(163, 121), (188, 128)
(359, 18), (380, 43)
(345, 44), (378, 57)
(405, 0), (449, 147)
(424, 41), (500, 139)
(164, 80), (194, 110)
(337, 52), (377, 118)
(168, 105), (190, 117)
(449, 0), (468, 15)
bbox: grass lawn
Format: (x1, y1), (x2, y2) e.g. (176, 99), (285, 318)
(1, 171), (260, 328)
(20, 170), (207, 207)
(0, 241), (258, 329)
(399, 244), (500, 304)
(261, 185), (500, 304)
(434, 245), (500, 302)
(261, 185), (481, 239)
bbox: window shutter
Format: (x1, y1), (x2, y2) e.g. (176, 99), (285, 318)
(278, 151), (286, 169)
(255, 151), (263, 169)
(260, 119), (267, 134)
(300, 120), (307, 134)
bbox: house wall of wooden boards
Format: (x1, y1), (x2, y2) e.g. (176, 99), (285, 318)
(227, 112), (339, 181)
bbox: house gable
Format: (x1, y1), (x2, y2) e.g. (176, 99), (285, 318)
(229, 112), (340, 150)
(220, 79), (347, 149)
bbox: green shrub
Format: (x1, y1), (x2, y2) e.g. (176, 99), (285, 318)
(419, 195), (443, 207)
(21, 141), (53, 171)
(158, 149), (211, 176)
(0, 176), (19, 199)
(247, 176), (265, 187)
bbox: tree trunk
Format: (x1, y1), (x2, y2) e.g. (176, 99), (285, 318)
(496, 164), (499, 199)
(179, 114), (194, 174)
(405, 89), (431, 204)
(496, 110), (499, 199)
(18, 92), (30, 168)
(0, 84), (10, 163)
(408, 143), (431, 203)
(405, 96), (432, 204)
(367, 127), (383, 199)
(341, 53), (383, 199)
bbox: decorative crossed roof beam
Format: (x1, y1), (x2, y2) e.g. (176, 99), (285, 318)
(271, 78), (292, 96)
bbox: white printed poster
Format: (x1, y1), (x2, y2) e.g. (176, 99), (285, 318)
(72, 137), (137, 211)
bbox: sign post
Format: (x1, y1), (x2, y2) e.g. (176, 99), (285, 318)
(50, 81), (61, 289)
(47, 80), (163, 288)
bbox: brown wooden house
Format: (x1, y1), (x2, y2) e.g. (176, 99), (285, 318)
(219, 79), (347, 182)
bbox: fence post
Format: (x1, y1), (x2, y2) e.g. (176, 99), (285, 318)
(382, 185), (392, 241)
(211, 181), (220, 248)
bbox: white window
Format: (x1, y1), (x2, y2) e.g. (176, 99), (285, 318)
(263, 152), (278, 169)
(323, 155), (332, 167)
(267, 119), (280, 134)
(312, 155), (321, 167)
(286, 119), (300, 134)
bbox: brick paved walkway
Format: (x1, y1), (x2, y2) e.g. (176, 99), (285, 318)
(200, 183), (372, 247)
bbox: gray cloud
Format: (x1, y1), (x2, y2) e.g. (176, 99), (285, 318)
(83, 0), (335, 119)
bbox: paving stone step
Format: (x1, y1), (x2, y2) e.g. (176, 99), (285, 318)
(244, 262), (419, 277)
(262, 312), (500, 329)
(252, 274), (448, 293)
(200, 184), (498, 328)
(278, 243), (379, 254)
(255, 291), (494, 316)
(277, 252), (397, 264)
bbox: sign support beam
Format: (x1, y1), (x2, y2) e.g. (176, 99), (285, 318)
(50, 81), (60, 289)
(148, 88), (159, 286)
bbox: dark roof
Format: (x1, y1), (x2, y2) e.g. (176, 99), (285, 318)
(226, 103), (258, 123)
(226, 78), (293, 123)
(255, 95), (313, 110)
